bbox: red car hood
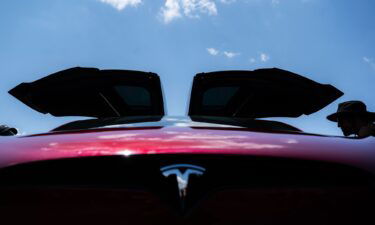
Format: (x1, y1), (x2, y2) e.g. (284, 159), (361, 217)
(0, 127), (374, 173)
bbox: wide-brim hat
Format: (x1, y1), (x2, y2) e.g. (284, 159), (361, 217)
(327, 100), (375, 122)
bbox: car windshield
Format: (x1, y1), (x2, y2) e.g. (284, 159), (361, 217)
(1, 1), (374, 136)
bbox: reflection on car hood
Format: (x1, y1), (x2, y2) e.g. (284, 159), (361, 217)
(0, 125), (374, 175)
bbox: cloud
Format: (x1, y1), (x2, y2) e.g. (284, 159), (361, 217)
(248, 53), (270, 64)
(99, 0), (142, 10)
(160, 0), (217, 23)
(160, 0), (182, 23)
(220, 0), (237, 4)
(207, 48), (219, 56)
(182, 0), (217, 17)
(260, 53), (270, 62)
(363, 56), (375, 70)
(223, 51), (240, 58)
(207, 47), (240, 59)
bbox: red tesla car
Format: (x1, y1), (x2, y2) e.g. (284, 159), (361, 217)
(0, 67), (374, 225)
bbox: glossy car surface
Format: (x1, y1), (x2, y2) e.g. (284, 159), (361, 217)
(1, 117), (375, 172)
(1, 68), (374, 225)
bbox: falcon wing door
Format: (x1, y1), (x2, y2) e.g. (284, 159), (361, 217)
(188, 68), (343, 118)
(9, 67), (165, 118)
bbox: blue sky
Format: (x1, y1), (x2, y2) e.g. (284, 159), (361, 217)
(0, 0), (374, 135)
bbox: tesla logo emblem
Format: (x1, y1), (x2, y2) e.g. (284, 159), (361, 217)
(161, 164), (206, 198)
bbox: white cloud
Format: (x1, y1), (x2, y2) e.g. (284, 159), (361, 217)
(182, 0), (217, 17)
(207, 47), (240, 59)
(223, 51), (240, 58)
(260, 53), (270, 62)
(220, 0), (236, 4)
(160, 0), (182, 23)
(160, 0), (217, 23)
(207, 48), (220, 56)
(363, 56), (375, 70)
(99, 0), (142, 10)
(249, 53), (270, 64)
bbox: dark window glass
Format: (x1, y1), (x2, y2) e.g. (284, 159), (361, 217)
(115, 86), (151, 106)
(202, 86), (239, 106)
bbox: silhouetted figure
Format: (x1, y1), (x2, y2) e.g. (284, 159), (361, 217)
(327, 101), (375, 138)
(0, 125), (17, 136)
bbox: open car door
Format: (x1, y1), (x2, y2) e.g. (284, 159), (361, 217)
(188, 68), (343, 118)
(9, 67), (165, 118)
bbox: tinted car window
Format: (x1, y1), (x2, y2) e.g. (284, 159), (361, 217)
(115, 85), (151, 106)
(202, 86), (239, 107)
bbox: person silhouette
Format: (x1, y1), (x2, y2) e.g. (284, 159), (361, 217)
(327, 101), (375, 138)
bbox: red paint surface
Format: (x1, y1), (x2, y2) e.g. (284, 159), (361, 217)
(0, 127), (374, 173)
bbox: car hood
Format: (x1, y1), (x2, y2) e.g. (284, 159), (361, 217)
(9, 67), (165, 118)
(189, 68), (343, 118)
(0, 127), (374, 174)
